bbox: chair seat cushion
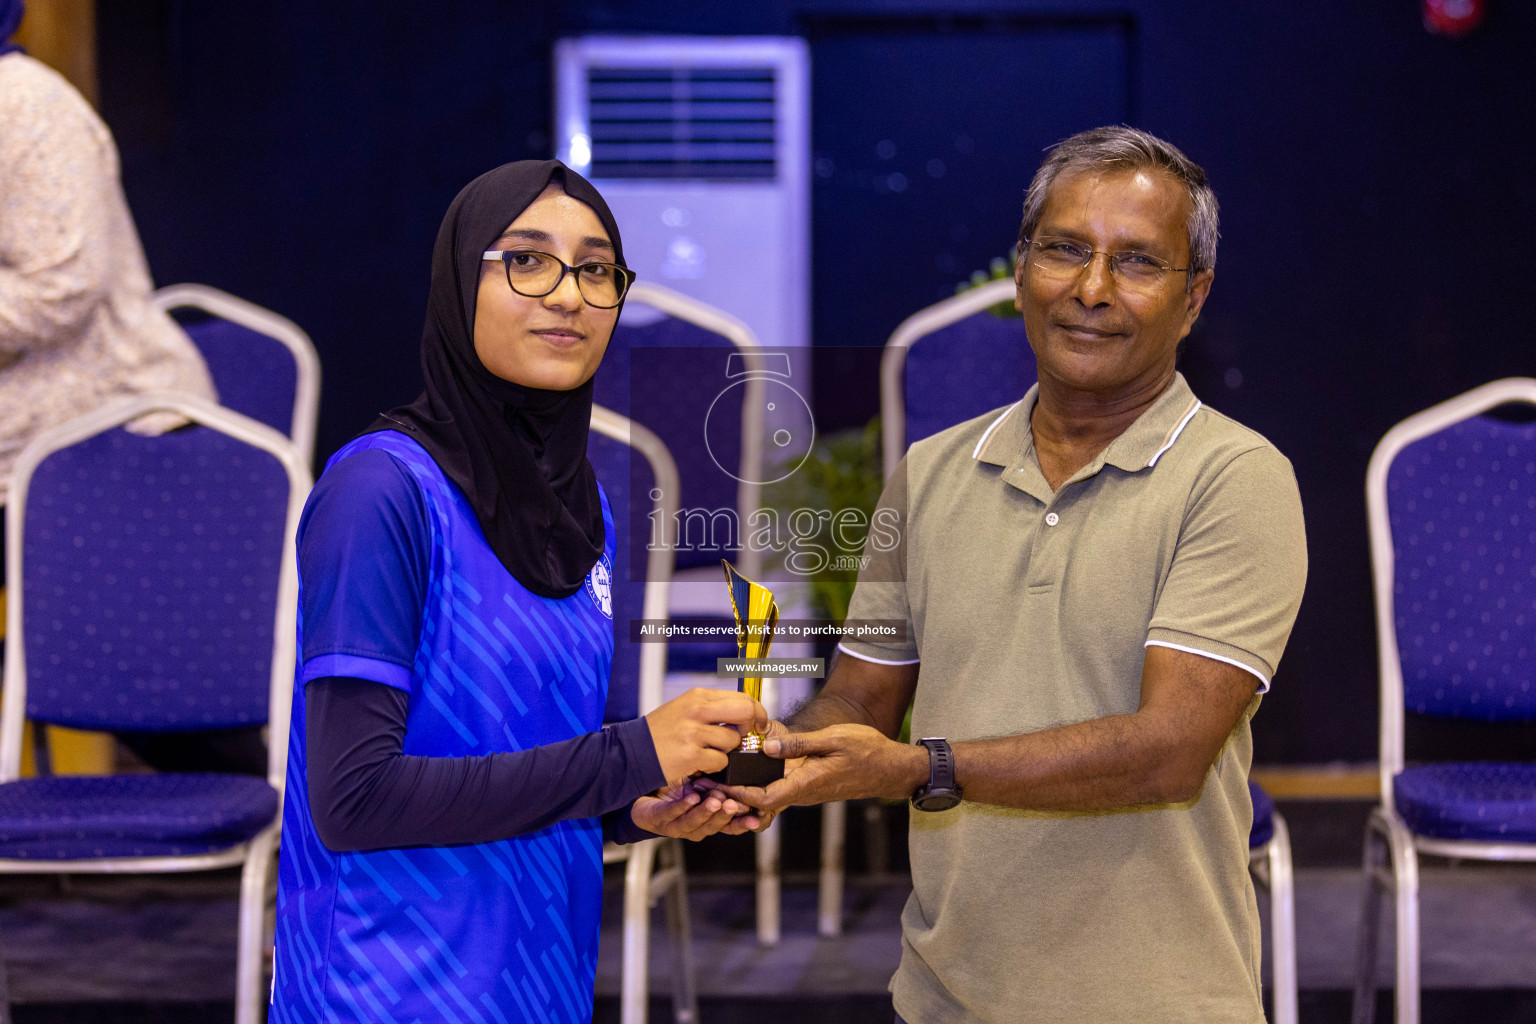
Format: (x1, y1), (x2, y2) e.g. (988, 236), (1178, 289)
(1248, 780), (1274, 848)
(1394, 762), (1536, 843)
(0, 773), (278, 860)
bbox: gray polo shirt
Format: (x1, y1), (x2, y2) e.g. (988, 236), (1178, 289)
(841, 373), (1307, 1024)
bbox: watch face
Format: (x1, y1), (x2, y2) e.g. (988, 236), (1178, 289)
(912, 789), (962, 812)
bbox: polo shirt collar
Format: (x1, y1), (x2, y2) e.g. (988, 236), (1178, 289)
(972, 372), (1202, 476)
(971, 397), (1030, 468)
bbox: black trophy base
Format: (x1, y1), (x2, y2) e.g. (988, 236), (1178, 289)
(704, 749), (785, 788)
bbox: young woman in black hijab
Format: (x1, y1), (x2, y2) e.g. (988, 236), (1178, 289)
(271, 161), (765, 1023)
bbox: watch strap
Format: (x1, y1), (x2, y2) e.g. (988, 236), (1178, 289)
(919, 736), (955, 790)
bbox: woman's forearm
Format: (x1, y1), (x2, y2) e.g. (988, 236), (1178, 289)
(306, 676), (665, 851)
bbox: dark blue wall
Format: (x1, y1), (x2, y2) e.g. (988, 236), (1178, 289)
(97, 0), (1536, 763)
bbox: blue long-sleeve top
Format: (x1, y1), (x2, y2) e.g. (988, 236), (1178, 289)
(295, 444), (664, 852)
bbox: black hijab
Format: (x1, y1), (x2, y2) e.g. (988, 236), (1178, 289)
(369, 160), (625, 599)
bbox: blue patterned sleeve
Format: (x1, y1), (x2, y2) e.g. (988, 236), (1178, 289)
(296, 448), (430, 692)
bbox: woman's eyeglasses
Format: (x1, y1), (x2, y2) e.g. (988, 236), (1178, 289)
(481, 250), (634, 309)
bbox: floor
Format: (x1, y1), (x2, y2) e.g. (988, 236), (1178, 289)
(0, 800), (1533, 1022)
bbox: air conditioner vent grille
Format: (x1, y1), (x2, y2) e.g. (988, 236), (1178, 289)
(587, 66), (777, 180)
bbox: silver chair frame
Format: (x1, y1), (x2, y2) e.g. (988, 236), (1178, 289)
(0, 392), (311, 1024)
(153, 283), (322, 465)
(1250, 808), (1298, 1024)
(592, 404), (697, 1024)
(1353, 377), (1536, 1024)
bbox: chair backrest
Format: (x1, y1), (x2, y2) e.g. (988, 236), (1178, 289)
(1, 392), (311, 794)
(593, 281), (766, 576)
(880, 278), (1035, 477)
(153, 284), (321, 465)
(589, 403), (678, 723)
(1247, 780), (1275, 848)
(1367, 377), (1536, 799)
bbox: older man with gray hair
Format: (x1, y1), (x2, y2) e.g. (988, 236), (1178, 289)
(724, 126), (1307, 1023)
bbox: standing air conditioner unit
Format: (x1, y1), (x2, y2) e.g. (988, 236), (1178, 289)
(554, 36), (810, 354)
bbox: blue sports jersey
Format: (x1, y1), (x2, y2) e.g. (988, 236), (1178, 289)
(272, 430), (618, 1024)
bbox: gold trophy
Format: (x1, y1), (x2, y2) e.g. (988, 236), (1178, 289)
(715, 559), (786, 787)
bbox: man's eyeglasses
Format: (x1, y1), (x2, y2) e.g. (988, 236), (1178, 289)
(1023, 237), (1189, 290)
(481, 250), (635, 309)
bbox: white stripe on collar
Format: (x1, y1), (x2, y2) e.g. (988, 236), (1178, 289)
(1146, 398), (1201, 468)
(971, 401), (1023, 461)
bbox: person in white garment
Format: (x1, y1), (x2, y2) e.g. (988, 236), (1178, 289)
(0, 0), (215, 506)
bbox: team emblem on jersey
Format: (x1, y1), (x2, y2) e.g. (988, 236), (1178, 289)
(586, 553), (613, 619)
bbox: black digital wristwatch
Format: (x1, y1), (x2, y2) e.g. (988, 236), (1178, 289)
(911, 737), (962, 812)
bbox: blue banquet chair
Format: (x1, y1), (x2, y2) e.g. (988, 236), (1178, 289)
(154, 283), (322, 465)
(0, 392), (310, 1024)
(596, 281), (794, 946)
(1352, 377), (1536, 1024)
(1249, 781), (1298, 1024)
(594, 280), (767, 582)
(590, 403), (696, 1024)
(879, 277), (1035, 478)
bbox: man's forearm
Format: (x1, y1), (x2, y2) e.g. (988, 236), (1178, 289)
(784, 650), (919, 737)
(951, 647), (1259, 812)
(747, 709), (1199, 813)
(953, 709), (1214, 812)
(784, 689), (875, 733)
